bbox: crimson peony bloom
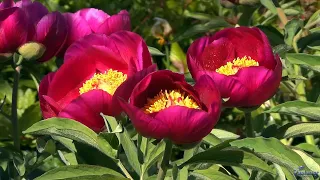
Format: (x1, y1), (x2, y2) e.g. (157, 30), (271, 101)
(39, 31), (154, 132)
(187, 27), (282, 107)
(59, 8), (130, 55)
(118, 70), (221, 144)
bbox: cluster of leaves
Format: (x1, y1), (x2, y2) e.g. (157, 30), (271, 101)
(1, 0), (320, 179)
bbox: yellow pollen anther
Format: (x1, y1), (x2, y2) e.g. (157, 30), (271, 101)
(215, 56), (259, 76)
(79, 69), (127, 95)
(143, 89), (200, 114)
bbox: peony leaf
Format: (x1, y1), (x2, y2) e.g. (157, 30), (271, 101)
(286, 53), (320, 73)
(284, 19), (303, 46)
(34, 165), (126, 180)
(190, 166), (237, 180)
(180, 147), (274, 174)
(23, 117), (117, 159)
(148, 46), (165, 56)
(265, 100), (320, 120)
(230, 137), (307, 171)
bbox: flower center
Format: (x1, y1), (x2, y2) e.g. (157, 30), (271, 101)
(143, 89), (200, 114)
(79, 69), (127, 95)
(215, 56), (259, 76)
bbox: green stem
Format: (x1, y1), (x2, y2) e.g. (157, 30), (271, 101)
(244, 112), (254, 138)
(117, 161), (133, 180)
(11, 64), (21, 151)
(157, 139), (173, 180)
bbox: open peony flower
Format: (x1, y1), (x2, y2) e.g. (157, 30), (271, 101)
(59, 8), (130, 56)
(39, 31), (154, 131)
(118, 70), (221, 144)
(187, 27), (282, 107)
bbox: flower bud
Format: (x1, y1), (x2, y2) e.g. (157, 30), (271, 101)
(18, 42), (46, 60)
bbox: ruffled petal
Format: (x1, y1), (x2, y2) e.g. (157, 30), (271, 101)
(236, 55), (282, 107)
(0, 7), (28, 53)
(96, 10), (130, 34)
(76, 8), (109, 32)
(0, 0), (14, 10)
(155, 106), (217, 144)
(35, 12), (68, 62)
(58, 90), (113, 132)
(58, 12), (92, 56)
(112, 64), (157, 115)
(16, 0), (48, 25)
(118, 99), (170, 139)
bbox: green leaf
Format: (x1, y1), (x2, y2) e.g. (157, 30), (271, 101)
(34, 165), (126, 180)
(183, 10), (212, 21)
(284, 19), (303, 46)
(148, 46), (165, 56)
(265, 100), (320, 120)
(142, 140), (165, 176)
(293, 149), (320, 173)
(23, 118), (117, 159)
(13, 153), (25, 176)
(172, 18), (231, 42)
(190, 166), (236, 180)
(180, 147), (274, 174)
(286, 53), (320, 72)
(36, 138), (56, 154)
(295, 143), (320, 157)
(230, 137), (307, 171)
(260, 0), (277, 14)
(19, 102), (42, 131)
(211, 129), (240, 141)
(52, 135), (77, 152)
(276, 123), (320, 139)
(203, 133), (222, 146)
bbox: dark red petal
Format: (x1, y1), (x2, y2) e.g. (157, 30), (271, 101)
(76, 8), (110, 32)
(36, 12), (68, 62)
(47, 54), (96, 109)
(187, 35), (213, 79)
(112, 64), (157, 115)
(58, 12), (92, 56)
(212, 27), (270, 67)
(194, 75), (221, 114)
(130, 70), (186, 108)
(0, 0), (14, 10)
(155, 106), (218, 144)
(195, 71), (249, 107)
(199, 37), (235, 71)
(0, 7), (28, 53)
(16, 0), (48, 25)
(41, 95), (62, 119)
(58, 90), (112, 132)
(118, 98), (169, 139)
(96, 10), (130, 34)
(237, 56), (282, 107)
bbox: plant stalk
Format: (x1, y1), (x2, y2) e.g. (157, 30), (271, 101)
(244, 111), (254, 138)
(11, 65), (21, 151)
(117, 161), (133, 180)
(157, 139), (173, 180)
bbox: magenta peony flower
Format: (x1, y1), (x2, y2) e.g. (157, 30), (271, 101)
(39, 31), (153, 132)
(118, 70), (221, 144)
(187, 27), (282, 108)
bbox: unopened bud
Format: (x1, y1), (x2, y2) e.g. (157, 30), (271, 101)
(18, 42), (46, 60)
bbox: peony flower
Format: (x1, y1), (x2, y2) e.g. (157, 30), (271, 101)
(39, 31), (154, 132)
(59, 8), (130, 56)
(187, 27), (282, 108)
(118, 70), (221, 144)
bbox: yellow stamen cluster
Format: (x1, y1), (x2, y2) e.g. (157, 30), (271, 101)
(215, 56), (259, 76)
(79, 69), (127, 95)
(143, 89), (200, 114)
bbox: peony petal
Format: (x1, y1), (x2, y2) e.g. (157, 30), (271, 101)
(0, 7), (28, 53)
(36, 12), (68, 62)
(96, 10), (130, 34)
(59, 90), (112, 132)
(236, 55), (282, 107)
(155, 106), (218, 144)
(76, 8), (109, 32)
(58, 12), (92, 56)
(118, 98), (169, 139)
(0, 0), (14, 10)
(193, 75), (221, 113)
(195, 71), (249, 107)
(112, 64), (157, 115)
(187, 35), (213, 79)
(47, 53), (96, 109)
(130, 70), (186, 108)
(16, 0), (48, 25)
(199, 37), (235, 71)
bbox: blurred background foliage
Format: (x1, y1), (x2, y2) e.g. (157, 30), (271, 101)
(1, 0), (320, 179)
